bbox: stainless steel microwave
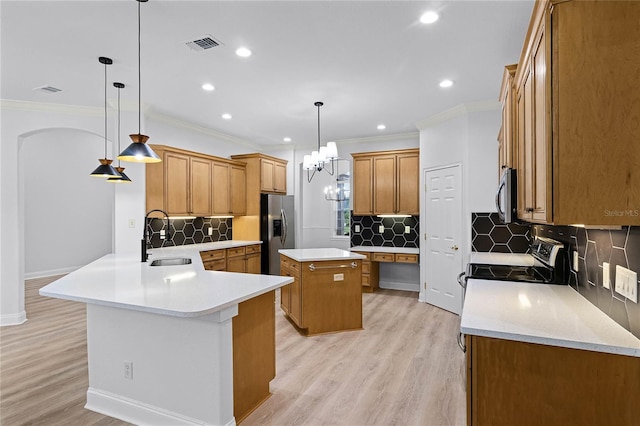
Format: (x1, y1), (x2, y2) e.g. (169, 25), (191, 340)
(496, 167), (517, 223)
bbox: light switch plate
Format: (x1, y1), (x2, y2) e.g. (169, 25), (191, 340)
(208, 227), (213, 236)
(355, 225), (361, 233)
(405, 226), (410, 234)
(603, 262), (610, 289)
(379, 225), (384, 233)
(615, 265), (638, 303)
(573, 251), (579, 271)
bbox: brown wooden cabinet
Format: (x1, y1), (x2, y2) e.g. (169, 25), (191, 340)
(465, 335), (640, 426)
(498, 64), (517, 178)
(351, 149), (419, 216)
(280, 254), (362, 335)
(146, 145), (247, 218)
(225, 244), (261, 274)
(509, 0), (640, 225)
(353, 250), (418, 292)
(199, 249), (226, 271)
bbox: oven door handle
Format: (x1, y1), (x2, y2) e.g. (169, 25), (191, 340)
(457, 271), (467, 289)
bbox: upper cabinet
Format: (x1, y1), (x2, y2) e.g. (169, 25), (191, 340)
(146, 145), (246, 217)
(498, 64), (517, 177)
(351, 149), (419, 216)
(508, 0), (640, 225)
(259, 157), (287, 193)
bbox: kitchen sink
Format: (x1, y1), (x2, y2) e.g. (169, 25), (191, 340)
(150, 257), (192, 266)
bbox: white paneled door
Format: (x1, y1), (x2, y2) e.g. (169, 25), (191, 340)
(424, 165), (463, 314)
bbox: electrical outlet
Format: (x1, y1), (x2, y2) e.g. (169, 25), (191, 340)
(573, 251), (579, 271)
(333, 273), (344, 281)
(207, 227), (213, 236)
(602, 262), (610, 289)
(128, 219), (136, 228)
(160, 229), (165, 239)
(615, 265), (638, 303)
(355, 225), (361, 233)
(123, 361), (133, 380)
(405, 226), (410, 234)
(379, 225), (384, 233)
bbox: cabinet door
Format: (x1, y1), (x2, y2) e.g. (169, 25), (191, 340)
(190, 157), (212, 217)
(396, 153), (419, 215)
(517, 64), (534, 222)
(353, 157), (373, 215)
(373, 155), (397, 214)
(273, 161), (287, 193)
(531, 26), (549, 223)
(165, 152), (190, 215)
(280, 262), (291, 314)
(212, 162), (230, 215)
(246, 252), (261, 274)
(260, 159), (275, 192)
(230, 165), (246, 215)
(288, 273), (302, 327)
(227, 255), (245, 273)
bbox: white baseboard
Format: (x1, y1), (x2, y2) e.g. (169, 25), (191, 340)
(0, 311), (27, 326)
(86, 388), (236, 426)
(379, 281), (420, 292)
(24, 266), (79, 280)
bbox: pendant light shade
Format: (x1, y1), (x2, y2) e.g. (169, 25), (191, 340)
(90, 56), (120, 178)
(108, 82), (132, 183)
(118, 0), (161, 164)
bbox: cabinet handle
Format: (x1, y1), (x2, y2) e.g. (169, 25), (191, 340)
(525, 207), (534, 213)
(308, 262), (357, 271)
(457, 332), (467, 353)
(451, 245), (459, 251)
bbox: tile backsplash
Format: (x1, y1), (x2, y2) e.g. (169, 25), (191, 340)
(533, 224), (640, 340)
(471, 213), (531, 253)
(350, 214), (419, 248)
(146, 217), (232, 249)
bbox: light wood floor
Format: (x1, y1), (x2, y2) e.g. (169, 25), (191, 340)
(1, 276), (465, 426)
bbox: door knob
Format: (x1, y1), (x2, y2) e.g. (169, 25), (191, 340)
(451, 245), (459, 251)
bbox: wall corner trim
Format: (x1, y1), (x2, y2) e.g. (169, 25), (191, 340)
(415, 100), (500, 130)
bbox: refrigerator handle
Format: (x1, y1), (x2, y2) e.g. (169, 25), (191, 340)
(281, 208), (287, 245)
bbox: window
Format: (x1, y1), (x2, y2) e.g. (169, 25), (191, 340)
(333, 172), (350, 237)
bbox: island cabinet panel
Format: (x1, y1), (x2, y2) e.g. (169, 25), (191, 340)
(232, 290), (275, 424)
(510, 0), (640, 225)
(351, 148), (419, 216)
(280, 254), (362, 336)
(466, 335), (640, 426)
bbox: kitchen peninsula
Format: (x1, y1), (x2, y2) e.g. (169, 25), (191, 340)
(39, 241), (293, 426)
(279, 248), (365, 335)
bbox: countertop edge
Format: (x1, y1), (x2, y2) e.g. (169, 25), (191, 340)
(350, 246), (419, 254)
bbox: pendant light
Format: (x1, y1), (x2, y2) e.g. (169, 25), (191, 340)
(107, 82), (132, 183)
(118, 0), (161, 163)
(90, 57), (120, 178)
(303, 101), (339, 183)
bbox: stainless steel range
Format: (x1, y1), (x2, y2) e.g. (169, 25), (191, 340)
(459, 236), (569, 288)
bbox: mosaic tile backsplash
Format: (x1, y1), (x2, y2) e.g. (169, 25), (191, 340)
(533, 224), (640, 339)
(471, 213), (531, 253)
(146, 217), (232, 249)
(350, 214), (419, 248)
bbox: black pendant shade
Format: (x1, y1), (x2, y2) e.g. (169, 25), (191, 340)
(90, 56), (119, 178)
(107, 82), (132, 183)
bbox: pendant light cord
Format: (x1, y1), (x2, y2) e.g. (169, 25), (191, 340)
(137, 0), (142, 135)
(104, 60), (108, 159)
(317, 103), (321, 151)
(117, 85), (121, 166)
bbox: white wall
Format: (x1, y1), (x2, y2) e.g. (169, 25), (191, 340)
(23, 129), (113, 277)
(417, 102), (501, 304)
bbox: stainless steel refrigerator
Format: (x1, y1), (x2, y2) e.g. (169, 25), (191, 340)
(261, 194), (295, 275)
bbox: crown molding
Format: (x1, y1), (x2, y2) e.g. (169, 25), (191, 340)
(415, 100), (500, 130)
(0, 99), (103, 116)
(294, 131), (419, 150)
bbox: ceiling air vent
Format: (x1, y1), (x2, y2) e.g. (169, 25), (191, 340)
(185, 35), (221, 52)
(33, 85), (62, 94)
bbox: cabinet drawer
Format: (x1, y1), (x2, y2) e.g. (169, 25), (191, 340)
(395, 254), (418, 263)
(362, 274), (371, 287)
(203, 259), (226, 271)
(280, 256), (301, 275)
(372, 252), (395, 262)
(245, 244), (261, 254)
(353, 251), (371, 260)
(362, 261), (371, 274)
(200, 249), (225, 261)
(227, 246), (246, 258)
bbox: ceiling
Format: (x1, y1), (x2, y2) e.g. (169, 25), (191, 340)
(1, 0), (534, 148)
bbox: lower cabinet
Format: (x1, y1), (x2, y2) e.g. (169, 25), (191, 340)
(353, 251), (418, 292)
(199, 244), (267, 422)
(465, 335), (640, 426)
(280, 254), (362, 335)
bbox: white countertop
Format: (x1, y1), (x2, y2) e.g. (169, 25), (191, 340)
(461, 279), (640, 357)
(40, 241), (292, 318)
(279, 248), (366, 262)
(469, 252), (535, 266)
(350, 246), (419, 255)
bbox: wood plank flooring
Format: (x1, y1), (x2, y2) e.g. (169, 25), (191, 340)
(1, 276), (465, 426)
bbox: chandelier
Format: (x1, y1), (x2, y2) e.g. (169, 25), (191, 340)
(303, 101), (339, 183)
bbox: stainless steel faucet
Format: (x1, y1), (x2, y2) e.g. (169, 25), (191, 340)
(142, 209), (170, 262)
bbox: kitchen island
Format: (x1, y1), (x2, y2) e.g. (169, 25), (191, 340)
(39, 242), (292, 426)
(461, 279), (640, 426)
(279, 248), (365, 335)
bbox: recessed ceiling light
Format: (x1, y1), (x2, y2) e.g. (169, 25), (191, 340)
(222, 113), (232, 120)
(377, 124), (386, 130)
(420, 11), (439, 24)
(235, 47), (252, 57)
(439, 79), (454, 88)
(283, 137), (292, 142)
(202, 83), (215, 91)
